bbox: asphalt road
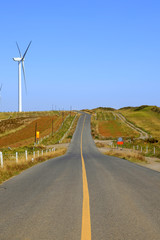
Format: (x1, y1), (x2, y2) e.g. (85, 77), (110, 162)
(0, 113), (160, 240)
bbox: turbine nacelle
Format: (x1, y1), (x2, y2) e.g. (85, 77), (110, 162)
(13, 57), (22, 62)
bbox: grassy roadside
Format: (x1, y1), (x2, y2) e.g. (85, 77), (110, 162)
(90, 106), (160, 160)
(0, 111), (80, 184)
(42, 114), (76, 145)
(0, 148), (67, 184)
(95, 136), (160, 159)
(102, 148), (147, 164)
(61, 114), (80, 143)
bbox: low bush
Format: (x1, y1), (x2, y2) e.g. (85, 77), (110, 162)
(145, 138), (158, 143)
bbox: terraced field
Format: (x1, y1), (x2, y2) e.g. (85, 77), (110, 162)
(91, 110), (139, 139)
(0, 112), (68, 148)
(98, 120), (137, 138)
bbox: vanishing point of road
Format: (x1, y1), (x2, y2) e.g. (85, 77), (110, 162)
(0, 113), (160, 240)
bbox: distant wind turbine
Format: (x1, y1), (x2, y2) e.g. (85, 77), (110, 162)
(0, 84), (2, 104)
(13, 41), (32, 112)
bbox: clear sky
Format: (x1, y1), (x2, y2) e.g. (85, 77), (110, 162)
(0, 0), (160, 111)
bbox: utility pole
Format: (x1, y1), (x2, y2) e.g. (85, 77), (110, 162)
(52, 119), (54, 136)
(35, 122), (37, 144)
(62, 111), (64, 122)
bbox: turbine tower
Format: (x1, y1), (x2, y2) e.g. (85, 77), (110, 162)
(13, 41), (32, 112)
(0, 84), (2, 104)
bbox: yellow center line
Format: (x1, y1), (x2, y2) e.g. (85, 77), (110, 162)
(81, 115), (91, 240)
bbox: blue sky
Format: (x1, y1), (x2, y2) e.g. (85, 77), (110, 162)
(0, 0), (160, 111)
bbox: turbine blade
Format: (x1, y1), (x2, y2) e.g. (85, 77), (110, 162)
(0, 84), (2, 91)
(22, 41), (32, 60)
(16, 42), (22, 57)
(22, 61), (27, 94)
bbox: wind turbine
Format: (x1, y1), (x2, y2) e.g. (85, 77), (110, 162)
(0, 84), (2, 104)
(13, 41), (32, 112)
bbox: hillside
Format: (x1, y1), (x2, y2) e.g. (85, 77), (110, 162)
(118, 105), (160, 139)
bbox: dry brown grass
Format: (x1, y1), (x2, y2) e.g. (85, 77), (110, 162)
(104, 149), (147, 163)
(0, 148), (67, 184)
(95, 142), (105, 148)
(0, 117), (35, 136)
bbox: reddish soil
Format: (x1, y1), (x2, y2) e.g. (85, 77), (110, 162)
(98, 120), (135, 138)
(0, 116), (63, 148)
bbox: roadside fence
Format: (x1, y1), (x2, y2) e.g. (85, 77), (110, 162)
(110, 142), (159, 157)
(59, 114), (77, 143)
(0, 147), (56, 168)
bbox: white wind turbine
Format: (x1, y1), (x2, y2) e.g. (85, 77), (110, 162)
(0, 84), (2, 104)
(13, 41), (32, 112)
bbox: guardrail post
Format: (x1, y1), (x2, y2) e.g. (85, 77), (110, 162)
(16, 152), (18, 163)
(146, 146), (148, 153)
(0, 152), (3, 168)
(25, 150), (28, 161)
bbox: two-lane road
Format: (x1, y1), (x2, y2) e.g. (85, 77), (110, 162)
(0, 113), (160, 239)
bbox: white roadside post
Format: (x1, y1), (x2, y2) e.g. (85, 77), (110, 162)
(16, 152), (18, 163)
(25, 150), (28, 161)
(33, 151), (35, 159)
(141, 146), (142, 153)
(42, 150), (43, 156)
(146, 146), (148, 153)
(154, 147), (155, 155)
(0, 152), (3, 168)
(38, 151), (39, 157)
